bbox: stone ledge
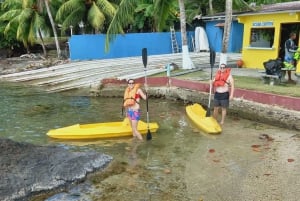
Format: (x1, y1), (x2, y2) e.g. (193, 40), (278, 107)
(97, 84), (300, 131)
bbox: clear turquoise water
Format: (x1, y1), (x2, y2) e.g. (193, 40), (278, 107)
(1, 81), (298, 201)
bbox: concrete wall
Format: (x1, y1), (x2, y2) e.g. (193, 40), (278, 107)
(69, 31), (195, 60)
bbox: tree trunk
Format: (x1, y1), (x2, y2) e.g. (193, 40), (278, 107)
(44, 0), (61, 58)
(209, 0), (214, 15)
(220, 0), (232, 65)
(178, 0), (194, 69)
(38, 29), (47, 57)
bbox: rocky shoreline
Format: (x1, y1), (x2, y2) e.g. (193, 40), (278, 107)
(0, 138), (112, 201)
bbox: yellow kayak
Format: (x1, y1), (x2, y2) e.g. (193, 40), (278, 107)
(47, 118), (159, 140)
(186, 103), (222, 134)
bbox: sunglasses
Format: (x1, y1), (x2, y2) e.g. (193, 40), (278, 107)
(128, 82), (134, 84)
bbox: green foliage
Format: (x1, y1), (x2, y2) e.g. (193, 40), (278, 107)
(56, 0), (116, 34)
(0, 0), (53, 50)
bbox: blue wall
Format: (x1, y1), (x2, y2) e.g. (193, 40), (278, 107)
(69, 32), (194, 60)
(205, 21), (243, 53)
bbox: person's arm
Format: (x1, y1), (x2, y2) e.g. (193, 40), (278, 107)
(229, 75), (234, 100)
(137, 88), (147, 100)
(286, 40), (297, 53)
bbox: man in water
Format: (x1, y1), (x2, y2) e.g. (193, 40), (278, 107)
(212, 63), (235, 125)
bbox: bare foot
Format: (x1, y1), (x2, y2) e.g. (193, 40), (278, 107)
(135, 134), (143, 141)
(288, 79), (296, 84)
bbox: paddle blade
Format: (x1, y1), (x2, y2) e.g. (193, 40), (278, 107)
(146, 129), (152, 140)
(142, 48), (147, 67)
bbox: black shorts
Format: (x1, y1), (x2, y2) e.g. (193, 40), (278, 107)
(214, 92), (229, 108)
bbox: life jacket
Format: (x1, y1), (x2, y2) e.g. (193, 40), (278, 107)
(213, 68), (231, 87)
(123, 83), (140, 107)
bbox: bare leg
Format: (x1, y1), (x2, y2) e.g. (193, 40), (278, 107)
(128, 119), (136, 137)
(220, 108), (227, 125)
(287, 70), (292, 81)
(131, 120), (143, 140)
(213, 107), (220, 120)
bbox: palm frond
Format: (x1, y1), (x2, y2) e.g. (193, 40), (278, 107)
(60, 8), (84, 32)
(1, 0), (22, 10)
(0, 9), (21, 21)
(56, 0), (84, 22)
(96, 0), (117, 18)
(153, 0), (177, 31)
(33, 12), (50, 37)
(105, 0), (136, 51)
(4, 19), (18, 36)
(88, 3), (105, 31)
(17, 8), (38, 46)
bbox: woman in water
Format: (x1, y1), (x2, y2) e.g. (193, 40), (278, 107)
(123, 79), (147, 140)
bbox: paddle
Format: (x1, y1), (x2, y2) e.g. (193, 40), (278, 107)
(206, 49), (216, 117)
(142, 48), (152, 140)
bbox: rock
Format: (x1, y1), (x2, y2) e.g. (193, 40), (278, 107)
(0, 138), (113, 201)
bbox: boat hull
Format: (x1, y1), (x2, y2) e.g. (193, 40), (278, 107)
(186, 103), (222, 134)
(47, 118), (159, 140)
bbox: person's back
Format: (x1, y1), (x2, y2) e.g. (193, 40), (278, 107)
(285, 37), (297, 59)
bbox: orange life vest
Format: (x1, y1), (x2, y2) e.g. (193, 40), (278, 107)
(123, 83), (140, 107)
(213, 68), (231, 87)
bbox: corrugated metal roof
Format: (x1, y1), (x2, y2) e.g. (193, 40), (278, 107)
(261, 1), (300, 11)
(201, 2), (300, 20)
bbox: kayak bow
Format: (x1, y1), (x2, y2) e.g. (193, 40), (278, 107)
(186, 103), (222, 134)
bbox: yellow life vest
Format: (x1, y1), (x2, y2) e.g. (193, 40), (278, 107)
(123, 83), (140, 107)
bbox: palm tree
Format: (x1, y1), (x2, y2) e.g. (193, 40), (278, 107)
(43, 0), (61, 58)
(55, 0), (117, 35)
(105, 0), (177, 51)
(220, 0), (232, 65)
(0, 0), (62, 57)
(0, 0), (50, 54)
(178, 0), (194, 69)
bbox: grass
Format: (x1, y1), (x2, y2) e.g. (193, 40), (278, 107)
(234, 76), (300, 97)
(151, 69), (300, 97)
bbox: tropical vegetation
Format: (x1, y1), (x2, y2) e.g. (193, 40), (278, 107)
(0, 0), (297, 58)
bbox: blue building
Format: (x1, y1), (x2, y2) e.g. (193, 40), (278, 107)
(201, 15), (244, 53)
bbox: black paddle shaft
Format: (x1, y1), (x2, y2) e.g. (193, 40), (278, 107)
(209, 50), (216, 78)
(142, 48), (152, 140)
(206, 49), (216, 117)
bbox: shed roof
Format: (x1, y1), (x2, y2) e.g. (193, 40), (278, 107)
(261, 1), (300, 12)
(201, 2), (300, 21)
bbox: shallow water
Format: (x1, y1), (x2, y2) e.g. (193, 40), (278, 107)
(1, 82), (299, 201)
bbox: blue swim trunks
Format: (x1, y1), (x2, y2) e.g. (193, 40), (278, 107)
(127, 109), (141, 120)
